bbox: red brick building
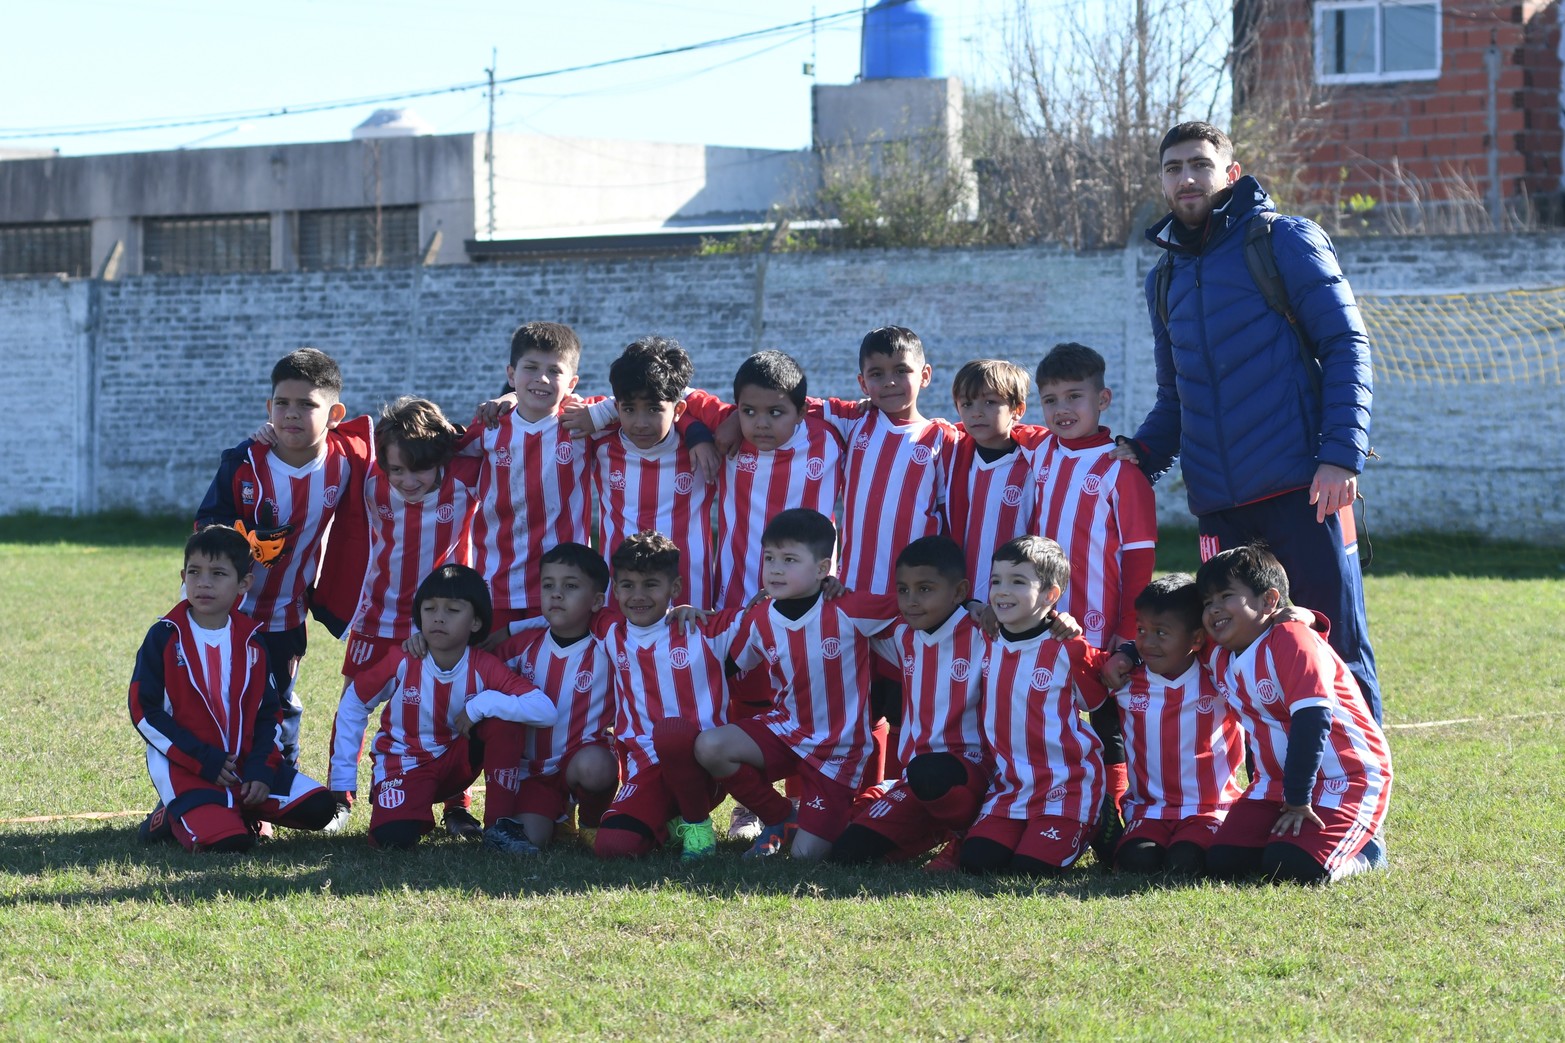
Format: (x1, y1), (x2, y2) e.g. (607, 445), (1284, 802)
(1237, 1), (1562, 219)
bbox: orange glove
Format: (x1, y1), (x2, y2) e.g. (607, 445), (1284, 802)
(235, 519), (292, 568)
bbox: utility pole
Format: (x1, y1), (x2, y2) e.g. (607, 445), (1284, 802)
(1135, 0), (1148, 137)
(486, 48), (497, 239)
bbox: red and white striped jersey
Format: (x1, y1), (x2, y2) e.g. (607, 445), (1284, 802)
(329, 648), (551, 790)
(350, 459), (481, 640)
(467, 409), (595, 613)
(732, 590), (899, 787)
(871, 609), (988, 769)
(1030, 429), (1157, 648)
(684, 390), (846, 610)
(943, 424), (1052, 596)
(597, 609), (742, 780)
(1209, 621), (1393, 809)
(590, 428), (716, 608)
(819, 400), (957, 595)
(495, 624), (614, 777)
(240, 446), (355, 630)
(980, 632), (1108, 822)
(1115, 660), (1246, 821)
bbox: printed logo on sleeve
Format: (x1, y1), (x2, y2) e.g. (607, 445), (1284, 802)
(240, 481), (257, 506)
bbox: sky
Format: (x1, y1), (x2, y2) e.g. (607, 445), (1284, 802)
(1, 0), (1039, 158)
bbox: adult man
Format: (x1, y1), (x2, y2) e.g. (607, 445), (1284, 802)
(1115, 122), (1381, 723)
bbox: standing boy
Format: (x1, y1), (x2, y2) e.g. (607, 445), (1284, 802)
(1197, 546), (1391, 884)
(130, 526), (338, 852)
(196, 347), (373, 767)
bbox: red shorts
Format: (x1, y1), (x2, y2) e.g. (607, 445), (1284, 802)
(1117, 810), (1228, 854)
(173, 772), (328, 852)
(1211, 798), (1378, 874)
(968, 813), (1092, 869)
(847, 758), (989, 861)
(733, 717), (858, 843)
(340, 632), (403, 680)
(369, 742), (481, 836)
(511, 743), (612, 821)
(727, 666), (774, 719)
(602, 764), (716, 843)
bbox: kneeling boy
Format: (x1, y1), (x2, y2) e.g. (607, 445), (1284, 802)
(129, 525), (337, 853)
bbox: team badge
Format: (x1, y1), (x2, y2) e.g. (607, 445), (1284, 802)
(853, 432), (872, 451)
(492, 767), (523, 792)
(1045, 784), (1067, 803)
(436, 504), (456, 524)
(494, 448), (513, 468)
(1130, 694), (1150, 712)
(867, 799), (893, 819)
(1324, 777), (1350, 795)
(668, 647), (691, 670)
(400, 685), (421, 705)
(616, 651), (631, 671)
(554, 441), (575, 465)
(239, 481), (257, 506)
(1081, 474), (1103, 496)
(573, 670), (595, 693)
(323, 485), (340, 509)
(901, 653), (915, 677)
(1256, 679), (1282, 705)
(609, 470), (627, 491)
(1030, 667), (1054, 690)
(377, 504), (396, 520)
(1195, 696), (1216, 714)
(616, 783), (638, 801)
(1001, 484), (1023, 507)
(911, 445), (932, 466)
(377, 778), (405, 809)
(673, 472), (695, 495)
(736, 453), (759, 474)
(821, 637), (842, 660)
(764, 646), (781, 664)
(1084, 610), (1106, 634)
(804, 458), (826, 481)
(174, 647), (186, 667)
(1036, 465), (1050, 483)
(950, 657), (971, 682)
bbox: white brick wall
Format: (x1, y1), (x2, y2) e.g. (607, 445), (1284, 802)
(1, 233), (1561, 542)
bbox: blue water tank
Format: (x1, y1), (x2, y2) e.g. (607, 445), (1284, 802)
(861, 0), (943, 80)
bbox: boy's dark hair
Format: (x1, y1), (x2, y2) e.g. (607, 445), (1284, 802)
(413, 564), (493, 645)
(509, 321), (582, 369)
(1035, 342), (1107, 392)
(733, 350), (808, 409)
(610, 530), (681, 581)
(185, 524), (252, 577)
(271, 347), (342, 398)
(1133, 573), (1202, 631)
(1196, 544), (1291, 606)
(375, 396), (460, 473)
(895, 534), (968, 583)
(609, 336), (694, 405)
(951, 359), (1029, 410)
(1159, 121), (1234, 164)
(761, 508), (837, 563)
(541, 541), (611, 594)
(858, 325), (925, 368)
(991, 535), (1069, 593)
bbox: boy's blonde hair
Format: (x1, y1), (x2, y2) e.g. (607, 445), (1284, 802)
(952, 359), (1029, 410)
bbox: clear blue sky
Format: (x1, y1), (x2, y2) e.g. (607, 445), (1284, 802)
(2, 0), (1028, 157)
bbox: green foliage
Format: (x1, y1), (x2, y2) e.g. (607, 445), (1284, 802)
(2, 520), (1562, 1038)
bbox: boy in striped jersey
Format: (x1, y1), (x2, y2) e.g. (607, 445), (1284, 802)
(961, 536), (1111, 876)
(196, 348), (373, 769)
(131, 526), (338, 852)
(488, 543), (618, 853)
(1196, 546), (1391, 884)
(329, 565), (556, 850)
(1109, 574), (1245, 876)
(830, 536), (990, 867)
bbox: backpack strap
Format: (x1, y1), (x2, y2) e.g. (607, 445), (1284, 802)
(1245, 212), (1322, 398)
(1153, 251), (1173, 329)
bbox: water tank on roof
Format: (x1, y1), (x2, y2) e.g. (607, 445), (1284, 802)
(861, 0), (943, 80)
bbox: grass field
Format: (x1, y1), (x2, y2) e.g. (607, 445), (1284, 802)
(1, 514), (1561, 1041)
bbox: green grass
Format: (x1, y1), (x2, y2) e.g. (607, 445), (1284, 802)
(2, 519), (1562, 1040)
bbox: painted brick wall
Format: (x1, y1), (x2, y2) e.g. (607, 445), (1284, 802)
(1, 233), (1561, 542)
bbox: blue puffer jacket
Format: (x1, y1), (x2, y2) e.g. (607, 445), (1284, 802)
(1132, 176), (1373, 517)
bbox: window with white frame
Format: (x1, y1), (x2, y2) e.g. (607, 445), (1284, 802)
(1316, 1), (1441, 84)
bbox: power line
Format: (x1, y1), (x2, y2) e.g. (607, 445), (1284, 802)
(0, 2), (898, 142)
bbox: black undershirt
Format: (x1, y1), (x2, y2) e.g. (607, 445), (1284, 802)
(772, 590), (823, 621)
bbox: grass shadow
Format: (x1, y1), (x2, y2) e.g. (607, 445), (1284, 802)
(1158, 527), (1563, 580)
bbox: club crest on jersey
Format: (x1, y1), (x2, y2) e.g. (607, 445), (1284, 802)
(1001, 484), (1024, 507)
(400, 685), (421, 705)
(377, 504), (396, 520)
(827, 755), (847, 765)
(804, 457), (826, 481)
(494, 448), (513, 468)
(492, 767), (523, 792)
(1324, 776), (1350, 795)
(963, 749), (983, 764)
(950, 657), (971, 682)
(616, 783), (638, 801)
(323, 485), (340, 509)
(1081, 474), (1103, 496)
(867, 799), (894, 819)
(436, 504), (456, 524)
(1084, 610), (1106, 634)
(1030, 667), (1054, 690)
(377, 779), (406, 809)
(1256, 678), (1282, 705)
(239, 481), (257, 506)
(853, 432), (872, 451)
(1195, 696), (1217, 714)
(736, 453), (759, 474)
(674, 472), (695, 495)
(820, 637), (842, 660)
(573, 670), (595, 693)
(1045, 784), (1067, 803)
(911, 445), (932, 466)
(668, 646), (691, 670)
(608, 470), (627, 491)
(1129, 693), (1150, 712)
(554, 441), (575, 465)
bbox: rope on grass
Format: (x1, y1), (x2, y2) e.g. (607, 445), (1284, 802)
(1385, 711), (1564, 731)
(0, 810), (143, 825)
